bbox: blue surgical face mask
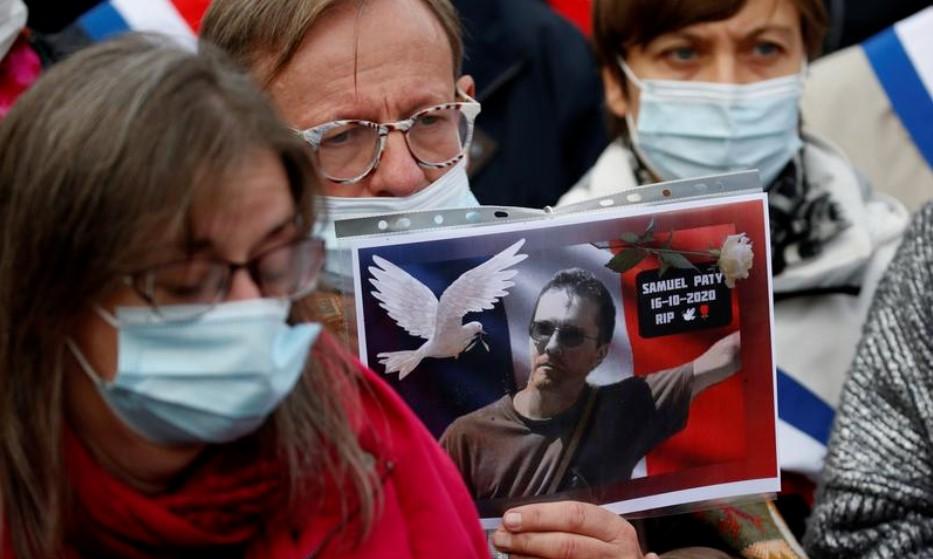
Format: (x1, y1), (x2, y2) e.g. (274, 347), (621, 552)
(67, 298), (320, 445)
(315, 160), (478, 281)
(619, 59), (805, 186)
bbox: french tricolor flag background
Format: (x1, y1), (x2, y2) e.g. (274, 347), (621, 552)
(359, 197), (777, 514)
(776, 6), (933, 488)
(863, 6), (933, 168)
(74, 0), (210, 46)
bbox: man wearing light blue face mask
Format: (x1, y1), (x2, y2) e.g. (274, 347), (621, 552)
(201, 2), (669, 558)
(560, 0), (909, 547)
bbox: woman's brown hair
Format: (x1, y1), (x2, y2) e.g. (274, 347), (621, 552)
(0, 34), (377, 558)
(592, 0), (828, 68)
(591, 0), (828, 139)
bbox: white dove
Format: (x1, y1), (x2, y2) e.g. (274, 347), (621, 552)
(369, 238), (528, 380)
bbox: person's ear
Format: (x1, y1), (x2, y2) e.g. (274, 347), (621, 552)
(457, 74), (476, 98)
(602, 65), (628, 119)
(593, 342), (610, 369)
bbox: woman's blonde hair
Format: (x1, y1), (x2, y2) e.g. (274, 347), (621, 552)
(0, 34), (376, 558)
(201, 0), (463, 83)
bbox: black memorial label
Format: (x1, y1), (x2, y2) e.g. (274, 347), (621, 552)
(636, 267), (732, 338)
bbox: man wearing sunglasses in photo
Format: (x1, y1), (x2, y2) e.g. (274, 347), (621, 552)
(441, 268), (741, 501)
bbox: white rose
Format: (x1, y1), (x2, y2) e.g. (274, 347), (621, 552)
(718, 233), (753, 288)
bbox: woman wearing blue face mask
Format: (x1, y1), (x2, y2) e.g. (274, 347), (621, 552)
(0, 34), (487, 559)
(562, 0), (906, 274)
(553, 0), (909, 553)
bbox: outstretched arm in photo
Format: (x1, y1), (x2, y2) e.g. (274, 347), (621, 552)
(690, 331), (742, 399)
(643, 330), (742, 418)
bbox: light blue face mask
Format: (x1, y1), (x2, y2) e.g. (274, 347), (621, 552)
(315, 160), (479, 283)
(619, 59), (806, 186)
(67, 298), (321, 445)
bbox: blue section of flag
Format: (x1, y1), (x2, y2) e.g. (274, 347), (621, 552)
(359, 247), (516, 438)
(777, 368), (834, 445)
(864, 26), (933, 168)
(77, 2), (130, 42)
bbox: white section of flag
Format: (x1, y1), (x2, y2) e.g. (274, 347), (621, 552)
(111, 0), (195, 46)
(501, 243), (634, 389)
(895, 7), (933, 100)
(777, 420), (826, 481)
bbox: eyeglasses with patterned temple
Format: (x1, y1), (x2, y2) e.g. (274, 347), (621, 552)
(297, 93), (482, 185)
(528, 320), (600, 348)
(124, 237), (325, 322)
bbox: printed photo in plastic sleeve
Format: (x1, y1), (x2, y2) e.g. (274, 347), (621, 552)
(348, 192), (777, 527)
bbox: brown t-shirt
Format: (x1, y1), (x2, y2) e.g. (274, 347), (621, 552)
(439, 364), (694, 501)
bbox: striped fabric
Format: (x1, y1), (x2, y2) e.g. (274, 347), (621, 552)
(863, 7), (933, 167)
(75, 0), (210, 46)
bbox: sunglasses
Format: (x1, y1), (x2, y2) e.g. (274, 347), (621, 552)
(528, 320), (600, 348)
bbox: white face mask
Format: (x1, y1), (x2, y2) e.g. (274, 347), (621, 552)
(315, 161), (479, 281)
(620, 59), (806, 186)
(0, 0), (27, 60)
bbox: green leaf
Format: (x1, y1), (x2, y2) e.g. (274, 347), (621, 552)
(606, 248), (647, 274)
(620, 232), (641, 244)
(658, 260), (671, 277)
(659, 251), (698, 271)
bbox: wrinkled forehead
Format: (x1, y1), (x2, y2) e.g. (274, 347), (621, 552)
(302, 1), (451, 75)
(265, 0), (457, 126)
(657, 0), (801, 42)
(698, 0), (800, 35)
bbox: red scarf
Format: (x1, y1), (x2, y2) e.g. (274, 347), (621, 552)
(4, 335), (486, 558)
(65, 428), (287, 559)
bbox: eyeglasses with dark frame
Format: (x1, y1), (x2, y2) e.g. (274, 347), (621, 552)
(124, 237), (325, 322)
(297, 93), (481, 185)
(528, 320), (601, 348)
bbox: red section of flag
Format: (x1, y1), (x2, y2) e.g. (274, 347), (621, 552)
(172, 0), (212, 32)
(618, 224), (747, 476)
(558, 199), (775, 506)
(548, 0), (592, 37)
(0, 36), (41, 120)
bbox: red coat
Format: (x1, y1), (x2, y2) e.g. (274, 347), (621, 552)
(263, 340), (489, 558)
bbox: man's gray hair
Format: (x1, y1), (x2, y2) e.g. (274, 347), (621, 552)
(201, 0), (463, 83)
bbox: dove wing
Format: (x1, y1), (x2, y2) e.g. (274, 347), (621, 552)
(368, 255), (438, 340)
(435, 239), (528, 332)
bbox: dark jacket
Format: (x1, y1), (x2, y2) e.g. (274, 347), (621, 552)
(454, 0), (609, 208)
